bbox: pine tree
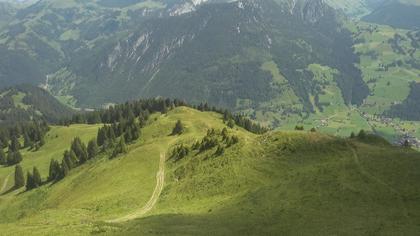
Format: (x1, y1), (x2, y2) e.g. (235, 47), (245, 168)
(131, 123), (140, 141)
(124, 127), (133, 143)
(69, 150), (79, 166)
(350, 132), (356, 138)
(61, 160), (69, 178)
(9, 136), (20, 152)
(39, 136), (45, 147)
(87, 140), (99, 159)
(71, 137), (88, 164)
(48, 159), (61, 181)
(7, 151), (14, 165)
(112, 137), (127, 158)
(97, 127), (108, 146)
(32, 167), (42, 187)
(0, 148), (6, 165)
(14, 151), (22, 164)
(23, 132), (32, 148)
(227, 119), (235, 129)
(109, 127), (116, 140)
(63, 150), (75, 169)
(358, 130), (367, 139)
(172, 120), (184, 135)
(215, 145), (225, 156)
(26, 172), (35, 190)
(14, 164), (25, 188)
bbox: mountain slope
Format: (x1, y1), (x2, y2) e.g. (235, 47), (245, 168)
(0, 84), (75, 123)
(1, 107), (420, 235)
(45, 0), (368, 113)
(363, 0), (420, 29)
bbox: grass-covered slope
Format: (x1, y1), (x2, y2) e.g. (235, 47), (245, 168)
(1, 107), (420, 235)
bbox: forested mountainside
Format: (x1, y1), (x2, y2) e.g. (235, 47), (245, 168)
(363, 0), (420, 30)
(387, 82), (420, 120)
(60, 0), (368, 110)
(0, 0), (368, 111)
(0, 84), (74, 124)
(0, 0), (419, 144)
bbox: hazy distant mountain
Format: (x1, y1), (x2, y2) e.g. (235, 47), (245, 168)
(363, 0), (420, 29)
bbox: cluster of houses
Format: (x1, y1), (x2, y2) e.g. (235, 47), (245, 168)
(360, 112), (420, 149)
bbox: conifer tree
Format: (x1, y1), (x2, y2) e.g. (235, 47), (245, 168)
(172, 120), (184, 135)
(32, 167), (42, 187)
(69, 150), (79, 166)
(61, 160), (69, 178)
(215, 145), (225, 156)
(131, 123), (140, 140)
(48, 159), (61, 181)
(39, 136), (45, 147)
(7, 151), (14, 165)
(14, 164), (25, 188)
(124, 127), (133, 143)
(14, 151), (23, 164)
(26, 172), (35, 190)
(227, 119), (235, 128)
(23, 132), (32, 148)
(0, 148), (6, 165)
(9, 136), (20, 152)
(97, 127), (108, 146)
(358, 130), (367, 139)
(71, 137), (88, 164)
(63, 150), (75, 169)
(112, 137), (127, 158)
(87, 140), (99, 159)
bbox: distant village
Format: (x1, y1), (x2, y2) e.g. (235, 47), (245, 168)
(360, 112), (420, 149)
(315, 110), (420, 149)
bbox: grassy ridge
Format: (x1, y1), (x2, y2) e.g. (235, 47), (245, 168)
(1, 107), (420, 235)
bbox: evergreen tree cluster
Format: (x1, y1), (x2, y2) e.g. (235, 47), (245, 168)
(62, 98), (268, 135)
(96, 117), (139, 157)
(48, 137), (96, 183)
(0, 121), (49, 151)
(0, 121), (49, 167)
(221, 110), (269, 134)
(171, 127), (240, 162)
(26, 167), (42, 191)
(65, 98), (186, 125)
(170, 144), (190, 161)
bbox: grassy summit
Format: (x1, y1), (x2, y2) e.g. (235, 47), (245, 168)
(1, 107), (420, 235)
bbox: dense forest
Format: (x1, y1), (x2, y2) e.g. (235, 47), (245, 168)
(386, 82), (420, 120)
(0, 84), (75, 124)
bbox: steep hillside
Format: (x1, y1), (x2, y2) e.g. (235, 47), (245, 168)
(46, 0), (367, 112)
(0, 0), (368, 114)
(387, 82), (420, 120)
(1, 107), (420, 235)
(363, 0), (420, 29)
(0, 84), (75, 123)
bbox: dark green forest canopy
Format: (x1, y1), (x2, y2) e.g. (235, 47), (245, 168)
(0, 84), (75, 124)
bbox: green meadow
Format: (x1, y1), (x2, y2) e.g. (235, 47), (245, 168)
(1, 107), (420, 235)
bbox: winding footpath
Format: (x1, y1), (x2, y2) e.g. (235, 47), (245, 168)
(107, 152), (166, 223)
(0, 173), (11, 194)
